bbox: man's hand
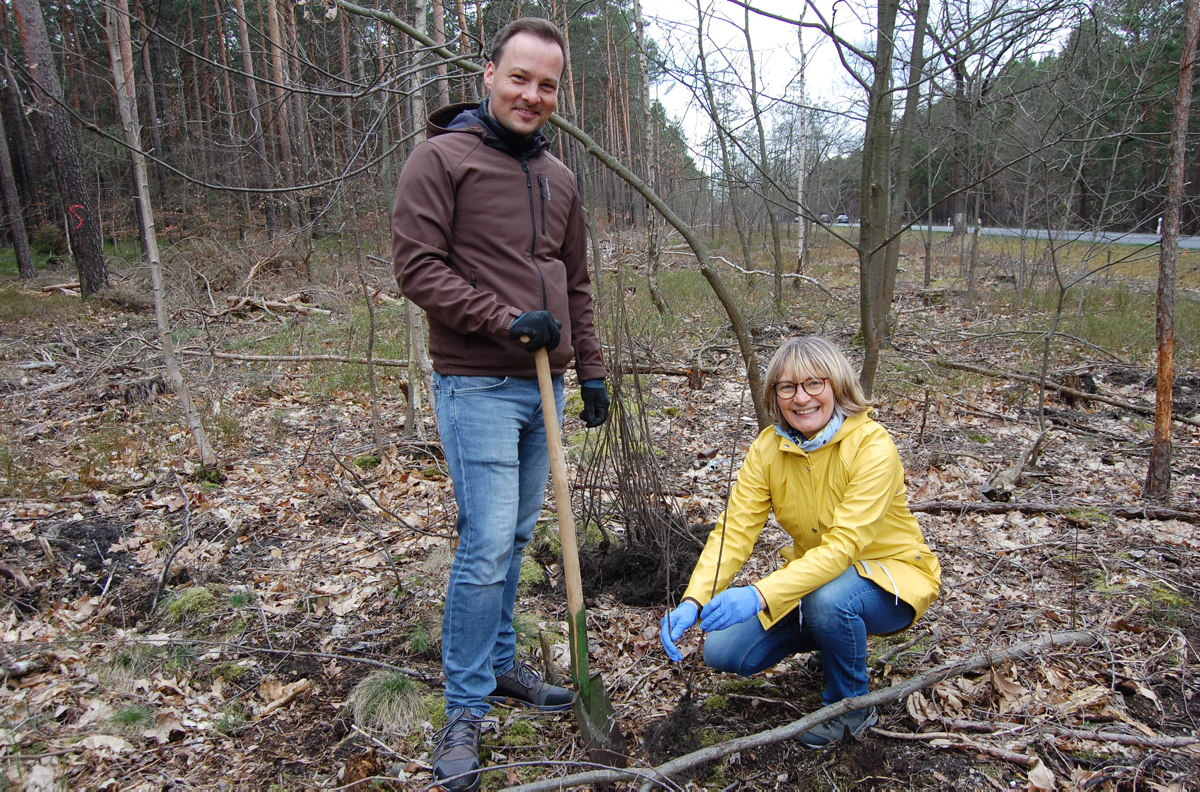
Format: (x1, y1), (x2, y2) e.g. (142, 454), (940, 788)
(580, 380), (610, 427)
(660, 600), (699, 662)
(699, 586), (763, 632)
(509, 311), (562, 352)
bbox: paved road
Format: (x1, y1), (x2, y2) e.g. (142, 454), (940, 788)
(901, 224), (1200, 250)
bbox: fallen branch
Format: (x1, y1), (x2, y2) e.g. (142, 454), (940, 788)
(182, 349), (409, 369)
(932, 359), (1200, 429)
(909, 500), (1200, 524)
(214, 292), (331, 318)
(1, 654), (46, 679)
(41, 281), (81, 296)
(0, 562), (32, 591)
(667, 249), (836, 298)
(507, 630), (1100, 791)
(943, 717), (1200, 749)
(870, 727), (1038, 767)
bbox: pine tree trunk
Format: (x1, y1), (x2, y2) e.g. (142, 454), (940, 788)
(12, 0), (108, 296)
(1, 50), (39, 228)
(1144, 0), (1198, 500)
(0, 104), (35, 279)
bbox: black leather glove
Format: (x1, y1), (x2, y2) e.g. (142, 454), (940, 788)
(580, 379), (610, 427)
(509, 310), (562, 352)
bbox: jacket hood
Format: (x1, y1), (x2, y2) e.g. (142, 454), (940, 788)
(425, 101), (549, 159)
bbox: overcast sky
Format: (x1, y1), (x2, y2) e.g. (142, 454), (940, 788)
(644, 0), (869, 146)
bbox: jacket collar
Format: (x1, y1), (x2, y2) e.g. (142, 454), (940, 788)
(427, 101), (549, 159)
(774, 410), (872, 453)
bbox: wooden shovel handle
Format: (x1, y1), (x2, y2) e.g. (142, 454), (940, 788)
(532, 347), (585, 619)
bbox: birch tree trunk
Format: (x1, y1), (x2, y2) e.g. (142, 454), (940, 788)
(403, 0), (431, 440)
(795, 12), (808, 277)
(233, 0), (278, 234)
(634, 0), (666, 313)
(265, 0), (299, 228)
(1144, 0), (1198, 500)
(742, 5), (784, 301)
(105, 0), (217, 470)
(694, 0), (754, 271)
(878, 0), (930, 342)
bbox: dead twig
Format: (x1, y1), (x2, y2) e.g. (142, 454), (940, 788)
(909, 500), (1200, 524)
(870, 727), (1039, 767)
(152, 473), (193, 610)
(942, 718), (1200, 749)
(184, 349), (409, 369)
(507, 630), (1100, 791)
(933, 359), (1200, 428)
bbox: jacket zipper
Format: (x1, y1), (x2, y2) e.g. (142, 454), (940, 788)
(537, 174), (547, 235)
(521, 157), (549, 310)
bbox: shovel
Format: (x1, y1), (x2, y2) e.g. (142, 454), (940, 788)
(531, 345), (627, 764)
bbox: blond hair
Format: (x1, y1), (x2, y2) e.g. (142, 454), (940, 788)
(761, 336), (871, 426)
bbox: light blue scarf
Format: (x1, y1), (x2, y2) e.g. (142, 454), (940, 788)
(778, 408), (845, 452)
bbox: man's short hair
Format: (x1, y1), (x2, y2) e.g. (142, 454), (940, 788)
(490, 17), (566, 66)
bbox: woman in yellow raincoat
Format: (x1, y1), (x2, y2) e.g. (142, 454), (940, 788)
(660, 336), (941, 747)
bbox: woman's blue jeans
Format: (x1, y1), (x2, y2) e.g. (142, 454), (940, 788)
(703, 567), (915, 705)
(433, 372), (563, 716)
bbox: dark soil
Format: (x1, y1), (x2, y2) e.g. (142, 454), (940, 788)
(579, 523), (712, 606)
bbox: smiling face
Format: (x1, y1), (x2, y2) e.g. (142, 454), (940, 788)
(482, 31), (563, 137)
(775, 369), (836, 439)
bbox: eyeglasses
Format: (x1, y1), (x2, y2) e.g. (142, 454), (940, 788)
(774, 378), (827, 398)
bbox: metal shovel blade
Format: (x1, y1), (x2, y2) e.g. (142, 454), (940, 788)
(574, 673), (627, 766)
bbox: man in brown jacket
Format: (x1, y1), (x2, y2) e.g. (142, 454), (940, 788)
(392, 17), (608, 792)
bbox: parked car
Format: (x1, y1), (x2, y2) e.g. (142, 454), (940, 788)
(819, 213), (830, 223)
(835, 214), (849, 224)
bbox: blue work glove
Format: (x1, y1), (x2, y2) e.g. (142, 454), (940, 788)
(509, 310), (562, 352)
(700, 586), (762, 632)
(580, 379), (610, 427)
(660, 600), (699, 662)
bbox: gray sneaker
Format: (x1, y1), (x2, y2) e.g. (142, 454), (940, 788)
(487, 661), (575, 711)
(799, 707), (878, 749)
(432, 708), (484, 791)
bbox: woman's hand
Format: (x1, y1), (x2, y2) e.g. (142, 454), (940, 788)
(660, 600), (700, 662)
(699, 586), (763, 632)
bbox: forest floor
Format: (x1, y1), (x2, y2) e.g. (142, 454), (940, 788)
(1, 235), (1199, 791)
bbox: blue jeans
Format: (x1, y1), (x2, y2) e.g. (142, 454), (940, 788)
(703, 567), (915, 705)
(433, 372), (564, 716)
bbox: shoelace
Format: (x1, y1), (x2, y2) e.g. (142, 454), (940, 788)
(509, 661), (545, 691)
(435, 709), (485, 751)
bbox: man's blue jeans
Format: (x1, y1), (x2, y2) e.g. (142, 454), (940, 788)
(433, 372), (563, 716)
(703, 567), (915, 705)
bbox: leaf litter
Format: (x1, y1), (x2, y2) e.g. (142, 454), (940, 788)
(0, 276), (1198, 790)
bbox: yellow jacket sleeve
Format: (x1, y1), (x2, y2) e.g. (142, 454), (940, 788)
(681, 436), (773, 609)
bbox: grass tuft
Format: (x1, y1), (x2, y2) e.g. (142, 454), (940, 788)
(349, 670), (427, 733)
(165, 587), (218, 622)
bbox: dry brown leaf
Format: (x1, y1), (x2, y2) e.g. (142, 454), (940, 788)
(82, 734), (134, 755)
(1027, 760), (1056, 790)
(255, 678), (312, 718)
(143, 711), (185, 744)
